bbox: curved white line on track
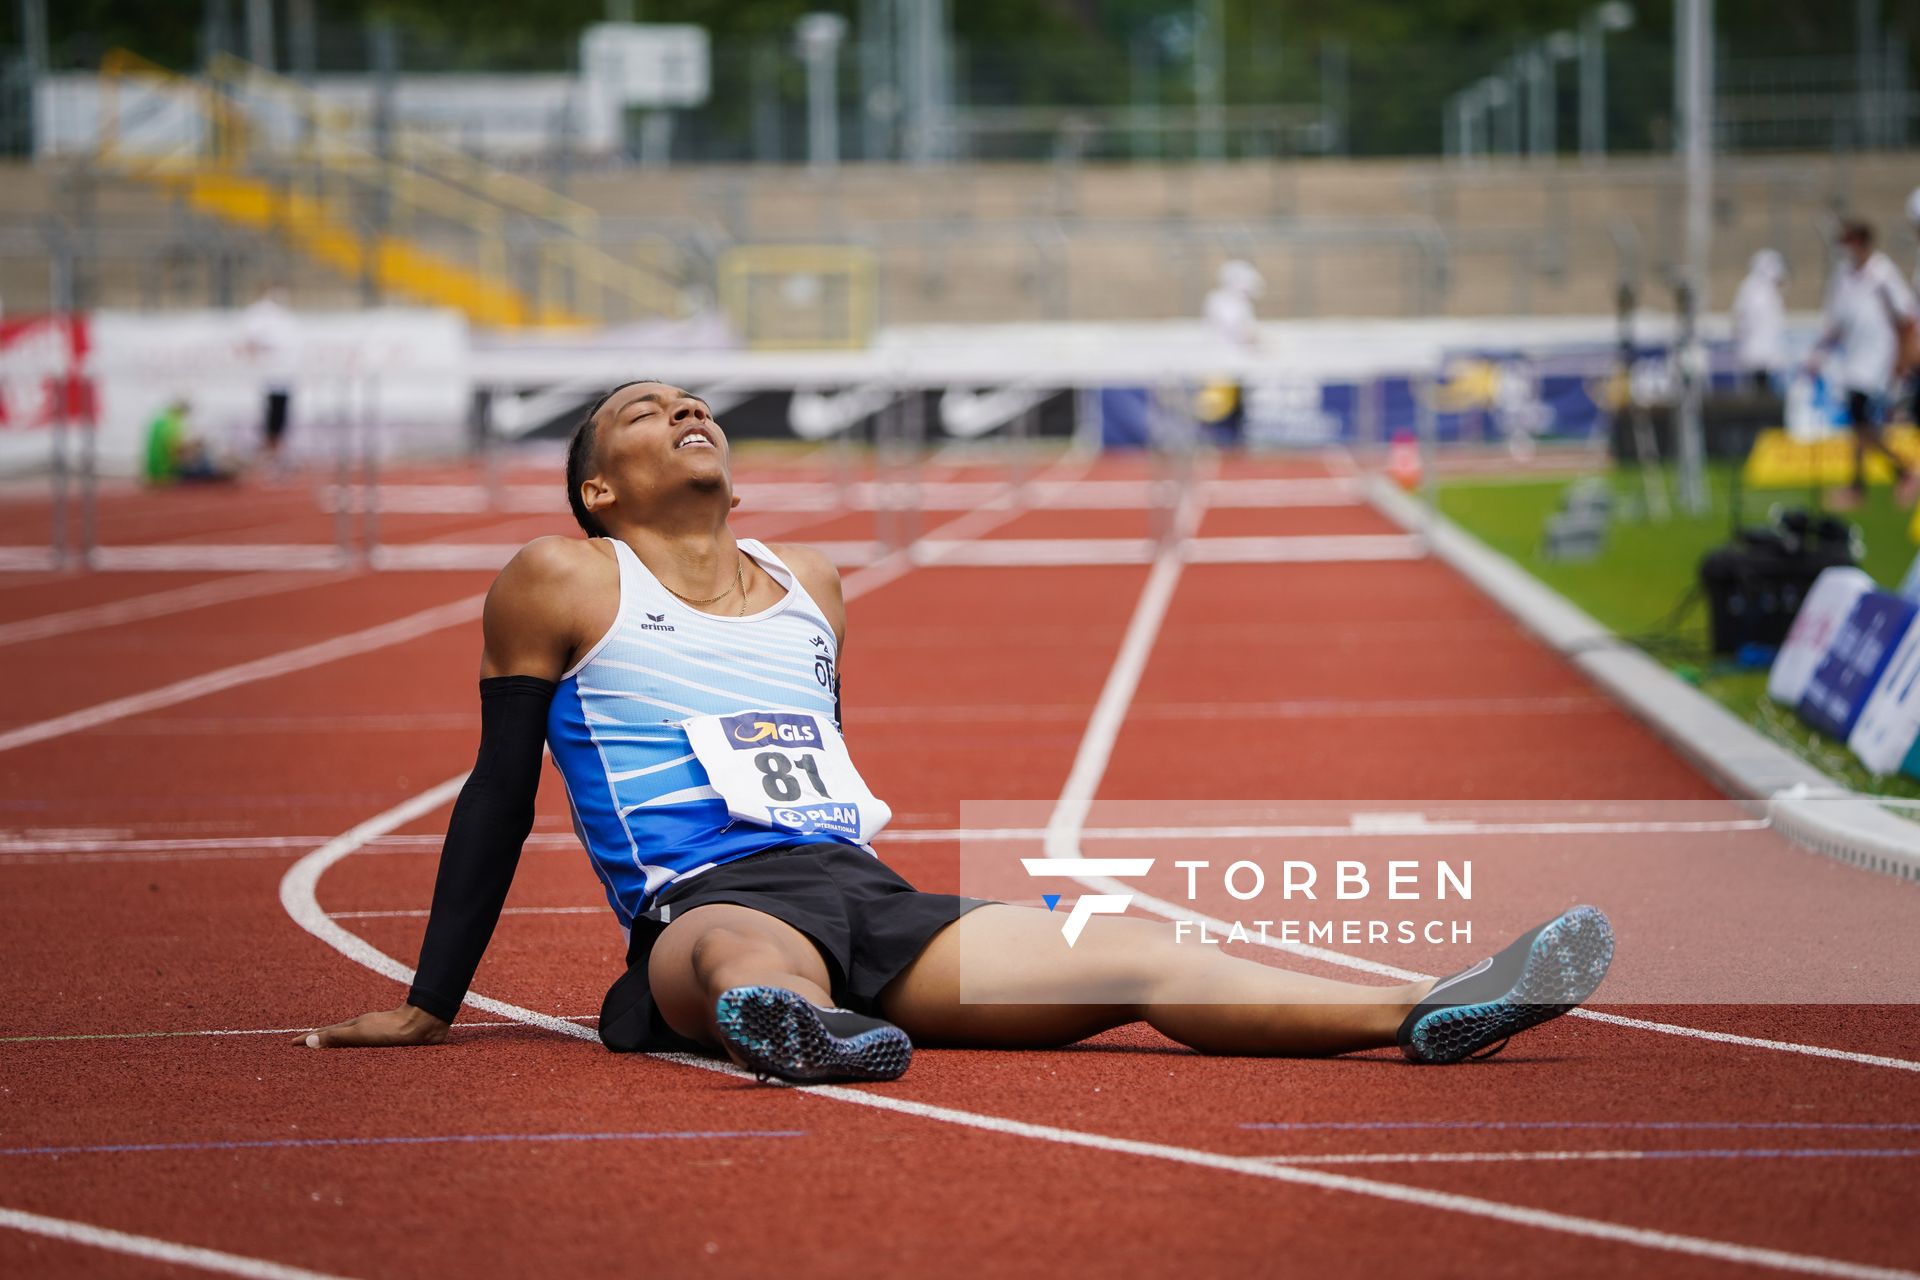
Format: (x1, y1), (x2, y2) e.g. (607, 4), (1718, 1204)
(0, 1206), (349, 1280)
(279, 784), (1919, 1280)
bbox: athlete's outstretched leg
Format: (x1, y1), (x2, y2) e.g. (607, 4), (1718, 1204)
(647, 903), (834, 1047)
(879, 905), (1432, 1057)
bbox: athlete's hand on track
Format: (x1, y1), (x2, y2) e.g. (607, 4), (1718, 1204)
(295, 1004), (449, 1048)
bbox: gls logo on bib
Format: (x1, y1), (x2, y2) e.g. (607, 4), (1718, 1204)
(721, 711), (821, 749)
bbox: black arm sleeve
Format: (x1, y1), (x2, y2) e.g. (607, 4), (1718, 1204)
(406, 674), (555, 1023)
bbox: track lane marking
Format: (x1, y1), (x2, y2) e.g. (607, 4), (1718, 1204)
(0, 817), (1765, 858)
(0, 1206), (349, 1280)
(0, 594), (486, 755)
(1255, 1147), (1920, 1166)
(1, 1131), (803, 1158)
(0, 572), (347, 648)
(0, 1016), (598, 1045)
(1242, 1120), (1920, 1132)
(326, 905), (601, 920)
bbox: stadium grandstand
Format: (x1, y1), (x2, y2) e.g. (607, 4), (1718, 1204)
(1, 3), (1919, 1278)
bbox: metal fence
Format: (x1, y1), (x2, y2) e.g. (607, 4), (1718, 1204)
(3, 22), (1916, 166)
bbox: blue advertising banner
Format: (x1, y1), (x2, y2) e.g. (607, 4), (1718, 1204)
(1797, 591), (1920, 741)
(1094, 342), (1740, 450)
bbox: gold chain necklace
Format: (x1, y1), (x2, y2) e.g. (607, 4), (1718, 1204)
(664, 553), (748, 616)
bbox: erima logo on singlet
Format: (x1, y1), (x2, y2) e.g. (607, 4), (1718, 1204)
(640, 612), (676, 632)
(722, 711), (820, 749)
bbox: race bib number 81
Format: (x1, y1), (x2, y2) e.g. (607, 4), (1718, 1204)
(682, 710), (892, 845)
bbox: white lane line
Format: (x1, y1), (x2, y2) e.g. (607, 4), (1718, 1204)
(0, 1205), (349, 1280)
(1563, 1010), (1920, 1072)
(279, 798), (1919, 1280)
(838, 454), (1095, 600)
(1322, 447), (1360, 478)
(87, 544), (352, 572)
(338, 476), (1360, 514)
(0, 817), (1766, 858)
(21, 712), (480, 736)
(0, 1016), (599, 1045)
(3, 819), (1775, 868)
(0, 548), (61, 571)
(0, 594), (485, 755)
(326, 906), (601, 920)
(859, 695), (1611, 723)
(1255, 1148), (1920, 1167)
(3, 533), (1422, 577)
(0, 573), (343, 649)
(1042, 471), (1209, 862)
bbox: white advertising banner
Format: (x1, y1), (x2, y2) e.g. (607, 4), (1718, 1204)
(1767, 566), (1877, 706)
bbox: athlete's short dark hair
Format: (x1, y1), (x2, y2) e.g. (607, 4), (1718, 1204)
(565, 380), (651, 538)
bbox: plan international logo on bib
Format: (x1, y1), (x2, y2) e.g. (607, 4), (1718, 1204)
(769, 802), (862, 839)
(722, 712), (822, 749)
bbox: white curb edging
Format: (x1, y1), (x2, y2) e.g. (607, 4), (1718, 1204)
(1366, 477), (1920, 881)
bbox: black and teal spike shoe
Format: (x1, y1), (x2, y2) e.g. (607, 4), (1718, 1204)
(1398, 906), (1615, 1065)
(714, 985), (913, 1084)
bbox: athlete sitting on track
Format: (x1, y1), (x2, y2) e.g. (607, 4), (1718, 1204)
(298, 381), (1615, 1082)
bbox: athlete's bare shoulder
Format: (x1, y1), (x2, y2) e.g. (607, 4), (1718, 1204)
(502, 534), (610, 579)
(765, 542), (846, 645)
(481, 536), (617, 680)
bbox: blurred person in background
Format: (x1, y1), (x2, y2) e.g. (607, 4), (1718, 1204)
(143, 397), (238, 486)
(1732, 250), (1787, 394)
(241, 285), (300, 466)
(1204, 259), (1265, 350)
(1904, 187), (1920, 424)
(1199, 259), (1266, 443)
(1803, 219), (1920, 510)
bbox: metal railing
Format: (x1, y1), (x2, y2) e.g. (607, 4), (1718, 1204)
(93, 50), (694, 327)
(204, 55), (696, 322)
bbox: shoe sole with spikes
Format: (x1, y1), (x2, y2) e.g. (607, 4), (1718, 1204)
(714, 985), (913, 1084)
(1400, 905), (1615, 1065)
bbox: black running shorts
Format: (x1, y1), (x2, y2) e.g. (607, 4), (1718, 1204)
(264, 391), (290, 446)
(598, 842), (993, 1053)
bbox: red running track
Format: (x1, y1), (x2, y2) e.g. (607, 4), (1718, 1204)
(1, 452), (1917, 1279)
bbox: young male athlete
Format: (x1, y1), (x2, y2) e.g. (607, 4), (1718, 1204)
(299, 381), (1614, 1082)
(1805, 219), (1920, 509)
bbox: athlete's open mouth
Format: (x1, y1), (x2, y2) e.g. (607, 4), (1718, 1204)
(675, 426), (717, 450)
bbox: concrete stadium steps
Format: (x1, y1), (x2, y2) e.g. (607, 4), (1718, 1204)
(0, 157), (586, 326)
(0, 166), (415, 314)
(570, 152), (1920, 321)
(7, 150), (1917, 323)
